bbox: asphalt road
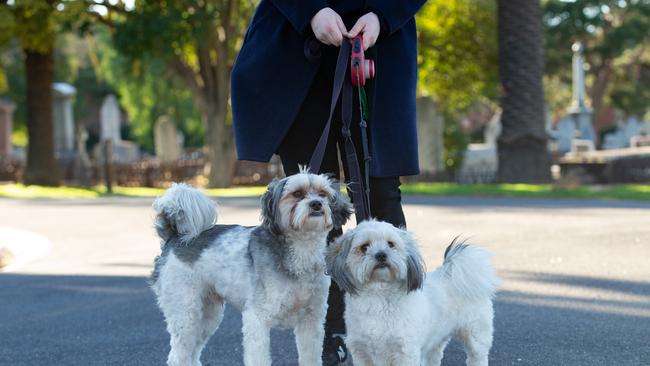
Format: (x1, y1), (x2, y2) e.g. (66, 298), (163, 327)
(1, 195), (649, 365)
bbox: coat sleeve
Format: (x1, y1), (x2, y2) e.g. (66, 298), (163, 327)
(269, 0), (328, 34)
(366, 0), (427, 35)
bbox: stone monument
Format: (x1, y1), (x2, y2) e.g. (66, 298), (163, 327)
(568, 42), (596, 144)
(52, 83), (76, 158)
(416, 97), (445, 176)
(0, 99), (16, 158)
(100, 94), (121, 144)
(154, 116), (183, 163)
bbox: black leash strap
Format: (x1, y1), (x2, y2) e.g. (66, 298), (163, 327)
(308, 41), (371, 222)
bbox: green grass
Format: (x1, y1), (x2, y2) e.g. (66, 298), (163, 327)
(1, 182), (649, 201)
(0, 184), (267, 199)
(401, 182), (650, 201)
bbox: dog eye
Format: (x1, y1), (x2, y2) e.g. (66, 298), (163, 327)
(292, 190), (305, 198)
(318, 190), (328, 198)
(387, 241), (395, 248)
(360, 243), (370, 254)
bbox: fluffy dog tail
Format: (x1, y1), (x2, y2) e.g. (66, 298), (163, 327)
(152, 183), (217, 244)
(442, 239), (499, 302)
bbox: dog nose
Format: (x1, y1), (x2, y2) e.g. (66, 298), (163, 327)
(375, 251), (387, 262)
(309, 200), (322, 211)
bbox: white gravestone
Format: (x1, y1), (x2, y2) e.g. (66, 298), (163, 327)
(52, 83), (76, 158)
(154, 116), (183, 163)
(100, 94), (121, 144)
(416, 97), (445, 175)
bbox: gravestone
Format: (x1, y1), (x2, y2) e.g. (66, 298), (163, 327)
(154, 116), (183, 162)
(602, 117), (642, 149)
(484, 110), (501, 146)
(550, 117), (576, 154)
(100, 94), (121, 144)
(0, 99), (16, 158)
(96, 94), (140, 163)
(52, 83), (76, 158)
(416, 97), (444, 176)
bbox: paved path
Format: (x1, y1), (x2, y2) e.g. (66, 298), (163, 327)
(1, 196), (649, 365)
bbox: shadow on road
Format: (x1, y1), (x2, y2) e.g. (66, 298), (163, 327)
(1, 272), (648, 365)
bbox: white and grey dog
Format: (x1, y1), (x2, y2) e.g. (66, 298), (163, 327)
(150, 172), (352, 366)
(327, 220), (499, 366)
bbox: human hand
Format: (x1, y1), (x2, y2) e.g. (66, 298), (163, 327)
(310, 7), (348, 46)
(348, 12), (380, 51)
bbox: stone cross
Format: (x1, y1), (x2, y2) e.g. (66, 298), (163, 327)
(0, 99), (16, 158)
(154, 116), (183, 162)
(52, 83), (76, 158)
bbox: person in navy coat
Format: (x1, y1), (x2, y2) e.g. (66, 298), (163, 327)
(231, 1), (426, 363)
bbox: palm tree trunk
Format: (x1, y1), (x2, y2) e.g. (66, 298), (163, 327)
(23, 48), (60, 186)
(497, 0), (550, 183)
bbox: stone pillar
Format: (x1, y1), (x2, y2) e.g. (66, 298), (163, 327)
(52, 83), (77, 158)
(100, 94), (121, 144)
(0, 99), (16, 158)
(568, 42), (596, 143)
(416, 97), (445, 176)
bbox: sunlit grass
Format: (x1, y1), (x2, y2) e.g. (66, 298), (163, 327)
(401, 183), (650, 200)
(0, 184), (100, 199)
(1, 183), (649, 201)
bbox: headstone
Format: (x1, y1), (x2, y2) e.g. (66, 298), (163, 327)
(458, 143), (498, 183)
(416, 97), (445, 176)
(484, 110), (501, 146)
(550, 116), (576, 153)
(96, 94), (141, 163)
(0, 99), (16, 158)
(100, 94), (121, 144)
(154, 116), (183, 162)
(52, 83), (76, 158)
(622, 116), (641, 145)
(602, 117), (642, 149)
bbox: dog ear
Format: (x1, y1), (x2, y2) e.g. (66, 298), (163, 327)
(329, 183), (353, 229)
(398, 228), (425, 292)
(260, 178), (287, 235)
(326, 232), (358, 295)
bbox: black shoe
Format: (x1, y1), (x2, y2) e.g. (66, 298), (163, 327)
(322, 332), (348, 365)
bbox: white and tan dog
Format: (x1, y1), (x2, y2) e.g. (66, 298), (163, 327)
(150, 171), (352, 366)
(327, 220), (499, 366)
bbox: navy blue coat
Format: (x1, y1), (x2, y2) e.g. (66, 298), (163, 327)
(231, 0), (426, 177)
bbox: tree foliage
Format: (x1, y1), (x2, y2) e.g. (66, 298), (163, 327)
(417, 0), (498, 115)
(111, 0), (255, 187)
(544, 0), (650, 124)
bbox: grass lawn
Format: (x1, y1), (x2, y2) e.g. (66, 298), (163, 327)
(1, 182), (649, 201)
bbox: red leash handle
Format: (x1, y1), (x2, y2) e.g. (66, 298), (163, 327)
(350, 35), (375, 87)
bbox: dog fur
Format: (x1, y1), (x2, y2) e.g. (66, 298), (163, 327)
(150, 171), (352, 366)
(327, 220), (499, 366)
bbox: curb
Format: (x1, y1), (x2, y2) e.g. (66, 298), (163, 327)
(0, 227), (52, 272)
(0, 247), (15, 269)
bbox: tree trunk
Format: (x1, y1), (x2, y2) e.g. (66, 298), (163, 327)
(497, 0), (550, 183)
(203, 106), (235, 188)
(23, 48), (60, 186)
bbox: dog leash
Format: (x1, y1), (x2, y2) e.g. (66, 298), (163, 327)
(308, 36), (373, 222)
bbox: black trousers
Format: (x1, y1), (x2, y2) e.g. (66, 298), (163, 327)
(276, 47), (407, 333)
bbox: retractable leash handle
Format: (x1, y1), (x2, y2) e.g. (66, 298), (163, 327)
(350, 36), (375, 87)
